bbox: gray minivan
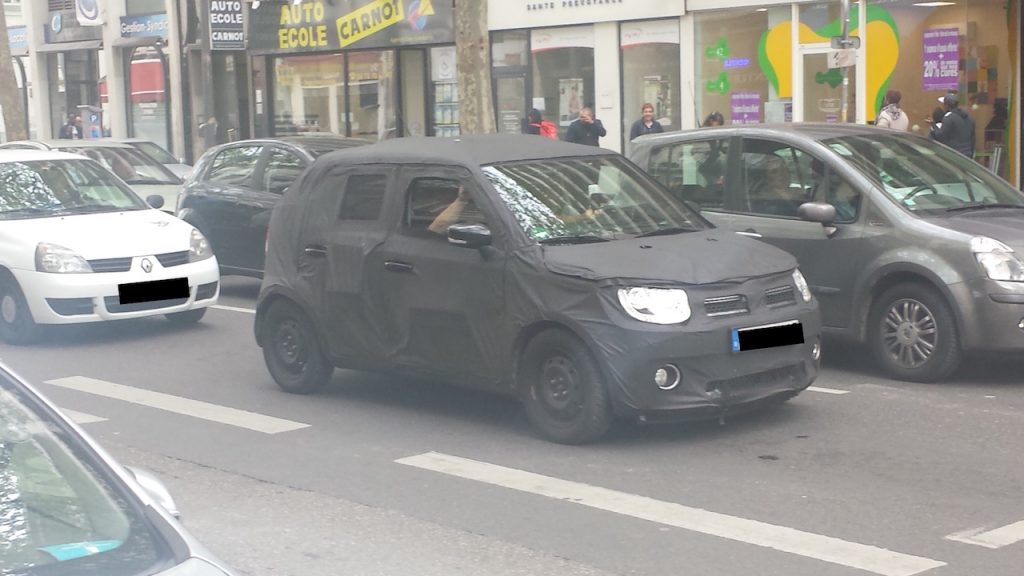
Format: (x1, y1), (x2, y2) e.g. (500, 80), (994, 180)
(630, 124), (1024, 382)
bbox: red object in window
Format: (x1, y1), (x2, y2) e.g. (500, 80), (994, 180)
(130, 58), (165, 104)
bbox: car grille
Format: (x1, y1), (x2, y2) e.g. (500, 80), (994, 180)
(196, 281), (218, 301)
(88, 257), (133, 273)
(47, 297), (94, 316)
(765, 285), (796, 307)
(156, 251), (190, 268)
(704, 295), (749, 317)
(104, 296), (188, 314)
(88, 251), (191, 273)
(706, 364), (807, 395)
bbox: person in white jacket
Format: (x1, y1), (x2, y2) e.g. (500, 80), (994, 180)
(875, 89), (909, 130)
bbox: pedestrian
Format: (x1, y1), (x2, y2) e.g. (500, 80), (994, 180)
(564, 107), (606, 147)
(525, 109), (557, 139)
(629, 103), (664, 140)
(58, 114), (80, 139)
(702, 111), (724, 127)
(931, 93), (976, 158)
(875, 89), (909, 130)
(927, 106), (945, 140)
(198, 115), (219, 150)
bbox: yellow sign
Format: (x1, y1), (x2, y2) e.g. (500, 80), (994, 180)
(335, 0), (404, 48)
(419, 0), (435, 16)
(278, 0), (329, 49)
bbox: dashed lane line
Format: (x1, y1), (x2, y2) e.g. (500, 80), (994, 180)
(946, 521), (1024, 549)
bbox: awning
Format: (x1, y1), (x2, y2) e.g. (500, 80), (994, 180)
(35, 40), (103, 53)
(112, 36), (163, 48)
(10, 49), (28, 57)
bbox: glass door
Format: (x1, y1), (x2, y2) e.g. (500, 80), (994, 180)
(495, 75), (526, 134)
(801, 50), (856, 123)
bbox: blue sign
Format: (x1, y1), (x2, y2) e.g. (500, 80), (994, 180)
(724, 57), (750, 70)
(7, 26), (27, 51)
(120, 13), (169, 39)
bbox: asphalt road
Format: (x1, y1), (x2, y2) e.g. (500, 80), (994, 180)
(3, 276), (1023, 576)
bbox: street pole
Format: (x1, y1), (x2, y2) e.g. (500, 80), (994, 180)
(840, 0), (850, 123)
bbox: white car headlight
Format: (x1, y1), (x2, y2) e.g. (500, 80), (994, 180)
(189, 229), (213, 262)
(971, 236), (1024, 282)
(35, 243), (92, 273)
(792, 269), (813, 302)
(617, 287), (691, 324)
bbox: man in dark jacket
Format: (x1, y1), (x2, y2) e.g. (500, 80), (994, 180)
(933, 94), (976, 158)
(564, 107), (606, 146)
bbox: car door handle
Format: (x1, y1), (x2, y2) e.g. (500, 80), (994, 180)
(736, 229), (763, 238)
(303, 245), (328, 257)
(384, 261), (415, 273)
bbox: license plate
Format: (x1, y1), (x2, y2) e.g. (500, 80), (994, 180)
(731, 320), (804, 352)
(118, 278), (189, 305)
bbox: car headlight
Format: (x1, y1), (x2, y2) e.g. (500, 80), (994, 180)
(792, 269), (813, 302)
(35, 243), (92, 273)
(189, 229), (213, 262)
(617, 287), (691, 324)
(971, 236), (1024, 282)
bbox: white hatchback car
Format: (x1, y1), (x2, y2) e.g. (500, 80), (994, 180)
(0, 150), (219, 344)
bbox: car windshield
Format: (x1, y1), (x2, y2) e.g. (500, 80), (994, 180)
(60, 147), (182, 186)
(0, 160), (149, 220)
(0, 376), (170, 575)
(130, 142), (177, 166)
(823, 133), (1024, 214)
(483, 156), (708, 242)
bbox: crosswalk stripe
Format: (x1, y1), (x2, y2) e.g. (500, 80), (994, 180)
(946, 521), (1024, 549)
(211, 304), (256, 314)
(45, 376), (309, 434)
(396, 452), (945, 576)
(59, 408), (108, 424)
(808, 386), (851, 395)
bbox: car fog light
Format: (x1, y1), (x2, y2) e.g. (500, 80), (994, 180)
(812, 340), (822, 361)
(654, 364), (681, 390)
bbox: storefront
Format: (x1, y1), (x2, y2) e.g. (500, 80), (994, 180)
(6, 25), (30, 139)
(115, 12), (171, 151)
(488, 1), (686, 152)
(247, 0), (455, 140)
(36, 10), (104, 138)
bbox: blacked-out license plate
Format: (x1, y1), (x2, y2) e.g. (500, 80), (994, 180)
(731, 320), (804, 352)
(118, 278), (189, 305)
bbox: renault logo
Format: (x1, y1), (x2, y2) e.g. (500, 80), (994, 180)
(141, 258), (153, 273)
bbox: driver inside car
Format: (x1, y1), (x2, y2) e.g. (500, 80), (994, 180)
(811, 158), (859, 222)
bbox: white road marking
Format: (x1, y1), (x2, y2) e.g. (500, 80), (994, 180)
(59, 408), (108, 424)
(945, 521), (1024, 549)
(807, 386), (851, 395)
(211, 304), (256, 314)
(396, 452), (945, 576)
(45, 376), (309, 434)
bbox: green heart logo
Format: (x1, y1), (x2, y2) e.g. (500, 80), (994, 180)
(815, 69), (844, 89)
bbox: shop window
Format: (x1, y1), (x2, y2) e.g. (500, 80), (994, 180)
(621, 20), (681, 149)
(272, 54), (345, 136)
(349, 51), (397, 140)
(530, 26), (594, 139)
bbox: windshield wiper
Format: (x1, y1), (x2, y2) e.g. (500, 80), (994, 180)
(538, 235), (610, 245)
(946, 203), (1024, 213)
(635, 226), (696, 238)
(0, 206), (64, 218)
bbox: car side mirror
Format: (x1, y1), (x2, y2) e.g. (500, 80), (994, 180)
(448, 223), (492, 249)
(124, 466), (180, 519)
(146, 195), (165, 210)
(798, 202), (836, 224)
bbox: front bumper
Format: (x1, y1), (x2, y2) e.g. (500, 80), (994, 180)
(954, 277), (1024, 353)
(588, 300), (821, 419)
(12, 256), (219, 325)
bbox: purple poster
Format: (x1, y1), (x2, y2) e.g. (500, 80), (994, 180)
(730, 92), (761, 124)
(923, 28), (960, 91)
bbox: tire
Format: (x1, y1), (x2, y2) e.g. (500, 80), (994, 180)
(520, 330), (612, 444)
(261, 300), (332, 394)
(165, 308), (207, 324)
(869, 283), (960, 382)
(0, 276), (40, 345)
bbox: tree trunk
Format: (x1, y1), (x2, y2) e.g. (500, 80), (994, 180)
(0, 6), (27, 142)
(455, 0), (496, 134)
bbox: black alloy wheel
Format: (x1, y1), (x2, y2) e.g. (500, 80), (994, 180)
(262, 300), (333, 394)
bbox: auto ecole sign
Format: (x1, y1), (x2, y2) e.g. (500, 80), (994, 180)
(250, 0), (453, 53)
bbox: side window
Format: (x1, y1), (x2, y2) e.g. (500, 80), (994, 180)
(808, 157), (861, 223)
(739, 140), (812, 218)
(207, 146), (263, 186)
(261, 148), (305, 195)
(648, 139), (729, 210)
(339, 174), (387, 221)
(405, 177), (486, 237)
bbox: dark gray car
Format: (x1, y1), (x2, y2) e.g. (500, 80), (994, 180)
(630, 124), (1024, 382)
(256, 135), (821, 444)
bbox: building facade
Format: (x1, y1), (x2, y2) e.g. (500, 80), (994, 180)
(488, 0), (1021, 186)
